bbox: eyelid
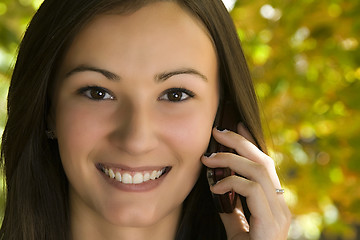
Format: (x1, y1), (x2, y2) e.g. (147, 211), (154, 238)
(77, 86), (116, 100)
(158, 87), (195, 102)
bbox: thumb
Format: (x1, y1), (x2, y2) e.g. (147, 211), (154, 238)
(219, 197), (249, 239)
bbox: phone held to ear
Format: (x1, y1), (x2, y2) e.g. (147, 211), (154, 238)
(206, 100), (251, 221)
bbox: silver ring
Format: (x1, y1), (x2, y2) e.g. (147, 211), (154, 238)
(276, 188), (285, 194)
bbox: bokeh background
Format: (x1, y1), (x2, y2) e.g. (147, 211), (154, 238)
(0, 0), (359, 239)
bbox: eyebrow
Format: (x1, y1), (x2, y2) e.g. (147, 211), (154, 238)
(65, 65), (121, 81)
(64, 64), (208, 82)
(155, 68), (208, 82)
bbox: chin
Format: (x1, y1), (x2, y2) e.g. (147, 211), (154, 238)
(102, 203), (180, 228)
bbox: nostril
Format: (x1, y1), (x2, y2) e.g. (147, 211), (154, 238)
(123, 137), (158, 155)
(110, 126), (159, 155)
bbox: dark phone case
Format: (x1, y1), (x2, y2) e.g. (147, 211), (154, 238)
(207, 100), (251, 221)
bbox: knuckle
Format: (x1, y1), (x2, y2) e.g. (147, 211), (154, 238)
(258, 154), (275, 170)
(228, 175), (238, 181)
(264, 155), (275, 168)
(247, 181), (262, 194)
(253, 162), (267, 175)
(219, 175), (237, 187)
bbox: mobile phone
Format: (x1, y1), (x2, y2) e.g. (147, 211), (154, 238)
(207, 100), (251, 221)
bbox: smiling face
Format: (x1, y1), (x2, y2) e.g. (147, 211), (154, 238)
(52, 1), (219, 232)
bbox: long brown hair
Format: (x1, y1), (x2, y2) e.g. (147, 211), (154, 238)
(0, 0), (265, 239)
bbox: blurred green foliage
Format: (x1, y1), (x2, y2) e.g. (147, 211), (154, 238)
(0, 0), (43, 221)
(230, 0), (360, 239)
(0, 0), (359, 239)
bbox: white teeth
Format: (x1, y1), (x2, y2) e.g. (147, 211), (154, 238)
(150, 170), (157, 180)
(143, 172), (150, 182)
(102, 166), (167, 184)
(109, 169), (115, 179)
(133, 173), (144, 184)
(122, 173), (132, 184)
(115, 172), (121, 182)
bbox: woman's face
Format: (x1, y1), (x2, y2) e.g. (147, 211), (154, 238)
(53, 2), (219, 228)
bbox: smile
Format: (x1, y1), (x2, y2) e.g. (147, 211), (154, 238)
(99, 164), (171, 185)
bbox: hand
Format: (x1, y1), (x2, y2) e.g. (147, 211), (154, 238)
(201, 123), (291, 240)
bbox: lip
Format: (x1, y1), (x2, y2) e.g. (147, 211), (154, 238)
(96, 163), (171, 192)
(96, 162), (167, 172)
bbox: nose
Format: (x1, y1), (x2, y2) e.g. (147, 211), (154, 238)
(110, 102), (159, 156)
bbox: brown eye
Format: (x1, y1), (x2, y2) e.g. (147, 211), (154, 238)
(91, 89), (106, 99)
(159, 88), (195, 102)
(80, 86), (114, 100)
(167, 91), (183, 101)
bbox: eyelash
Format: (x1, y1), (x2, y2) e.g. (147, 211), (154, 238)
(77, 86), (115, 101)
(158, 88), (195, 102)
(77, 86), (195, 102)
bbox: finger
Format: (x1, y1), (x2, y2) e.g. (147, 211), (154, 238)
(211, 126), (292, 239)
(202, 153), (285, 220)
(202, 153), (278, 200)
(214, 176), (291, 240)
(219, 197), (250, 239)
(212, 127), (269, 166)
(235, 124), (290, 214)
(212, 127), (282, 189)
(211, 175), (274, 226)
(212, 176), (291, 239)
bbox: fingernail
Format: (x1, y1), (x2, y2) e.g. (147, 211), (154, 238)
(216, 126), (229, 133)
(212, 180), (221, 187)
(204, 153), (216, 158)
(210, 180), (222, 189)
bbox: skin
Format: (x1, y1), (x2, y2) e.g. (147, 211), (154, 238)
(51, 2), (291, 239)
(52, 2), (219, 240)
(202, 125), (292, 239)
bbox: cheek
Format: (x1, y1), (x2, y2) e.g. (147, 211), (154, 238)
(55, 102), (112, 168)
(157, 107), (216, 206)
(171, 116), (210, 152)
(161, 104), (217, 161)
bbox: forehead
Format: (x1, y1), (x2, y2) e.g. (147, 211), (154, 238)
(57, 1), (217, 79)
